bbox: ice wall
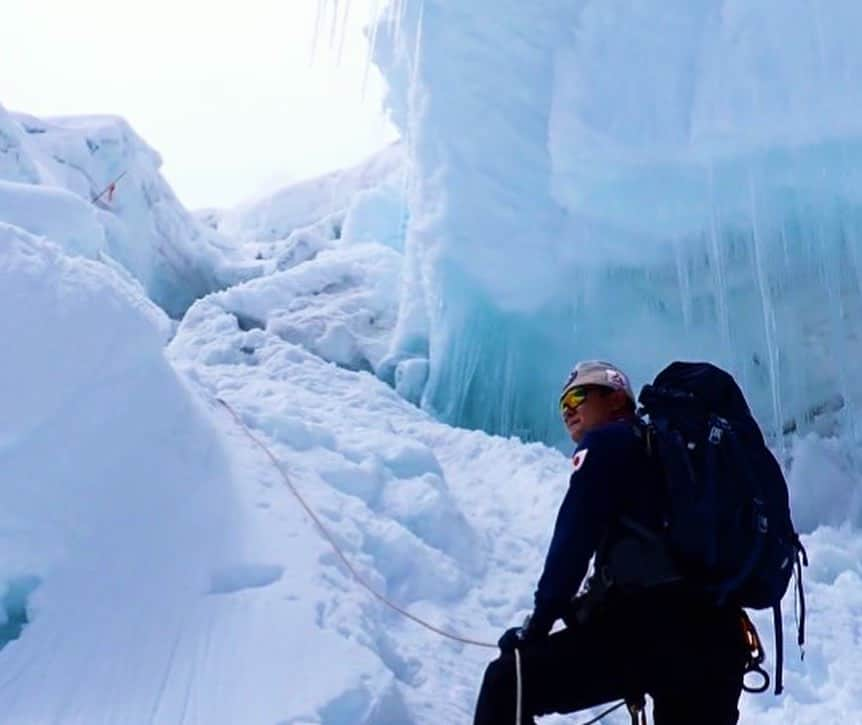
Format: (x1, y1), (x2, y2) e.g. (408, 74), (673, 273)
(375, 0), (862, 444)
(373, 1), (578, 442)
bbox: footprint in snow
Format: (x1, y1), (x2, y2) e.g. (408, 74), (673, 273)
(208, 564), (284, 595)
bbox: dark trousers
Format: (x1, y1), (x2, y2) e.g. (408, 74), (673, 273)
(474, 591), (748, 725)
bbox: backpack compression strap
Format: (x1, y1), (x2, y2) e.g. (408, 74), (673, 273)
(773, 603), (784, 695)
(773, 540), (809, 696)
(796, 539), (808, 651)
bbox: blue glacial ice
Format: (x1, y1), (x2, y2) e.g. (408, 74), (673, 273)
(374, 0), (862, 446)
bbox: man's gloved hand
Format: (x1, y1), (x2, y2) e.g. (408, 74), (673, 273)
(497, 626), (527, 654)
(497, 614), (542, 654)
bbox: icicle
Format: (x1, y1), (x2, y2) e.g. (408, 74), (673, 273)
(396, 1), (418, 261)
(815, 207), (855, 441)
(844, 219), (862, 327)
(840, 214), (862, 444)
(329, 0), (341, 51)
(393, 0), (406, 53)
(362, 0), (383, 99)
(335, 0), (352, 65)
(408, 0), (424, 98)
(706, 161), (732, 361)
(747, 169), (784, 439)
(384, 0), (396, 32)
(674, 238), (692, 330)
(311, 0), (329, 64)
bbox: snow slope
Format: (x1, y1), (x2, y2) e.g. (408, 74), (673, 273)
(0, 224), (418, 723)
(0, 227), (237, 720)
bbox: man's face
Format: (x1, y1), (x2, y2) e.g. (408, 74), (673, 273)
(561, 386), (627, 443)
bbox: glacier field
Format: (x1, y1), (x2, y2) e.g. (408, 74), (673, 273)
(3, 1), (862, 721)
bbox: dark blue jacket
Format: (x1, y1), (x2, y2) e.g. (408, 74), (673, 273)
(531, 419), (667, 634)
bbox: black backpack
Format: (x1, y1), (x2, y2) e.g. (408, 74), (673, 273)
(638, 361), (807, 695)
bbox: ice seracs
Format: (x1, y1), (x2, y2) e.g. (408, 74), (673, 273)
(0, 105), (258, 318)
(374, 0), (862, 446)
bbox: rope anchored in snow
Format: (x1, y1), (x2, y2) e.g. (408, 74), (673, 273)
(217, 396), (631, 725)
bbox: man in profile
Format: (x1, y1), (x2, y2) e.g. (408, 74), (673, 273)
(473, 361), (748, 724)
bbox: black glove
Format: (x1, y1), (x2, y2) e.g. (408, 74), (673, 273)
(497, 626), (527, 654)
(497, 615), (543, 654)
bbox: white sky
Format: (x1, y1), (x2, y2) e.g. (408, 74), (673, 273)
(0, 0), (398, 209)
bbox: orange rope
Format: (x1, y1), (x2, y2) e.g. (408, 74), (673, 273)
(91, 170), (127, 204)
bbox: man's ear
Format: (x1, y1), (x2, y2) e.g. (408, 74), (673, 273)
(610, 389), (631, 413)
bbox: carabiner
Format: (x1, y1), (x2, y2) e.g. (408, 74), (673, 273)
(742, 664), (770, 694)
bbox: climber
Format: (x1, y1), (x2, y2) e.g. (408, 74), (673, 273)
(472, 361), (749, 725)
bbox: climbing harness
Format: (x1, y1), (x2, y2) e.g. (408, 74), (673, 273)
(218, 396), (631, 725)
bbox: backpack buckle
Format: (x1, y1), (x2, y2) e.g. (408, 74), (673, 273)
(709, 425), (723, 444)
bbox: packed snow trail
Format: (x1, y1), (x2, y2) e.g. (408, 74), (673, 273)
(217, 396), (501, 651)
(168, 288), (572, 723)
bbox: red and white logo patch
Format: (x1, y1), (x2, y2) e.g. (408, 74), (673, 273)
(606, 370), (627, 389)
(572, 448), (589, 471)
